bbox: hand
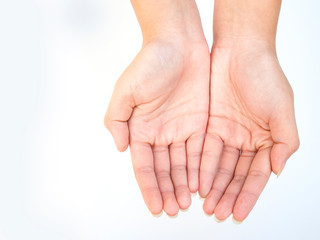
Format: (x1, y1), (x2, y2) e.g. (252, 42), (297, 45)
(199, 40), (299, 222)
(105, 39), (210, 216)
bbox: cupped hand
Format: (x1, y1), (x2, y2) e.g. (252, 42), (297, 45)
(199, 41), (299, 222)
(105, 39), (210, 216)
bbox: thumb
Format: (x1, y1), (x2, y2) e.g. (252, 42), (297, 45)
(104, 78), (134, 152)
(269, 102), (300, 177)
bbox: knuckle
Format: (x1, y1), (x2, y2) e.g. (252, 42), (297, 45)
(233, 174), (246, 184)
(201, 150), (219, 159)
(155, 170), (170, 179)
(187, 151), (201, 160)
(135, 165), (154, 175)
(211, 186), (224, 194)
(152, 146), (168, 154)
(141, 186), (159, 195)
(171, 164), (186, 173)
(188, 167), (199, 175)
(174, 184), (189, 193)
(241, 189), (259, 199)
(217, 167), (233, 177)
(170, 142), (185, 150)
(248, 170), (269, 180)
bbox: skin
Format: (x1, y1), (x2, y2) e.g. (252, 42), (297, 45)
(105, 0), (210, 216)
(105, 0), (300, 221)
(199, 0), (300, 222)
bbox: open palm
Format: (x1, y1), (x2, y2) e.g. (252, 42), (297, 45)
(105, 40), (210, 216)
(199, 45), (299, 222)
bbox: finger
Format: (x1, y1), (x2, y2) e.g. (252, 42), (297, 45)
(104, 79), (134, 152)
(269, 100), (300, 176)
(214, 151), (255, 221)
(203, 146), (240, 215)
(170, 142), (191, 210)
(199, 133), (224, 197)
(233, 147), (272, 222)
(130, 141), (162, 215)
(153, 146), (179, 216)
(186, 134), (205, 193)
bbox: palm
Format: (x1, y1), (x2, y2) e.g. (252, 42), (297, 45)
(129, 42), (209, 148)
(200, 46), (299, 222)
(209, 49), (289, 153)
(106, 41), (210, 215)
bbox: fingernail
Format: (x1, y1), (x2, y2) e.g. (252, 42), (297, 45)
(204, 211), (213, 217)
(277, 161), (287, 178)
(232, 217), (242, 225)
(181, 208), (189, 212)
(277, 169), (283, 178)
(214, 216), (225, 223)
(168, 213), (178, 219)
(152, 211), (163, 218)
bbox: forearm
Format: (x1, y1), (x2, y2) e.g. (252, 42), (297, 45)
(131, 0), (205, 45)
(213, 0), (282, 48)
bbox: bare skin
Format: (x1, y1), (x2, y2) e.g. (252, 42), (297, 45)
(105, 0), (210, 216)
(199, 0), (299, 222)
(200, 40), (299, 222)
(105, 0), (299, 221)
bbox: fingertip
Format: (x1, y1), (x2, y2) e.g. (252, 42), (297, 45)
(163, 198), (180, 216)
(144, 192), (163, 217)
(198, 181), (210, 198)
(152, 211), (163, 218)
(147, 197), (163, 216)
(232, 211), (246, 223)
(188, 178), (199, 194)
(150, 207), (163, 216)
(181, 207), (190, 213)
(271, 139), (299, 176)
(214, 204), (231, 221)
(176, 187), (192, 209)
(199, 192), (208, 199)
(203, 199), (214, 216)
(232, 216), (243, 225)
(214, 216), (226, 223)
(191, 192), (197, 199)
(108, 121), (129, 152)
(270, 143), (289, 175)
(117, 143), (129, 152)
(177, 194), (192, 210)
(232, 195), (252, 222)
(187, 168), (199, 194)
(168, 213), (179, 219)
(190, 188), (198, 194)
(204, 211), (213, 217)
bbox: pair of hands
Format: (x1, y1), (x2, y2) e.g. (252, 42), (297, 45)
(104, 2), (299, 222)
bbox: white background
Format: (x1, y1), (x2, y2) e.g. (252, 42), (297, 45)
(0, 0), (319, 239)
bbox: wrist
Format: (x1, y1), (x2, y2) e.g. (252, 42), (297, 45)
(213, 0), (281, 51)
(213, 23), (277, 49)
(142, 33), (208, 55)
(131, 0), (206, 46)
(213, 37), (276, 54)
(211, 38), (278, 71)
